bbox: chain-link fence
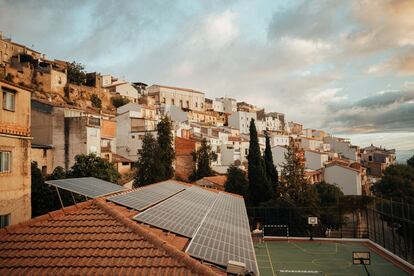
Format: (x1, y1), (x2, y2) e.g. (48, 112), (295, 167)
(247, 197), (414, 265)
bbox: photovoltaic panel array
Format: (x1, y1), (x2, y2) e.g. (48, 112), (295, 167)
(186, 193), (259, 275)
(45, 177), (126, 198)
(133, 186), (217, 238)
(107, 180), (187, 211)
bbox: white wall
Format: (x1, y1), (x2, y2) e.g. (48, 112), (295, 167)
(86, 127), (101, 156)
(304, 150), (328, 170)
(228, 111), (257, 134)
(301, 137), (323, 151)
(324, 136), (359, 161)
(116, 83), (139, 102)
(213, 99), (224, 113)
(270, 134), (289, 147)
(271, 146), (288, 174)
(324, 165), (362, 195)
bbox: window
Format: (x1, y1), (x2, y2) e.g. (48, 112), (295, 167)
(186, 100), (189, 108)
(122, 162), (129, 166)
(41, 166), (47, 175)
(43, 149), (47, 158)
(131, 135), (135, 139)
(162, 97), (166, 104)
(0, 151), (11, 173)
(0, 214), (10, 228)
(90, 128), (98, 137)
(2, 87), (16, 111)
(171, 99), (175, 105)
(180, 99), (183, 108)
(195, 102), (198, 108)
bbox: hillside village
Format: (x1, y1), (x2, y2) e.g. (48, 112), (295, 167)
(0, 33), (398, 227)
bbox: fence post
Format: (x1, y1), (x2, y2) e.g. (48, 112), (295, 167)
(390, 197), (396, 255)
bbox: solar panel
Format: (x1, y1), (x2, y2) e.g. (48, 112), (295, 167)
(186, 193), (259, 275)
(45, 177), (126, 198)
(133, 186), (218, 237)
(108, 180), (187, 211)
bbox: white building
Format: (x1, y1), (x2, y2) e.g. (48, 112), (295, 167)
(300, 137), (323, 151)
(116, 103), (158, 161)
(213, 97), (237, 113)
(228, 111), (257, 134)
(220, 136), (249, 166)
(323, 162), (363, 195)
(270, 134), (289, 147)
(324, 136), (360, 161)
(162, 104), (188, 123)
(101, 75), (140, 103)
(304, 150), (329, 170)
(147, 84), (205, 112)
(271, 145), (288, 174)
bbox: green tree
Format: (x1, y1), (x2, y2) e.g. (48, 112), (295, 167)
(112, 95), (130, 108)
(134, 133), (165, 187)
(371, 164), (414, 202)
(190, 138), (214, 181)
(314, 181), (345, 230)
(264, 132), (278, 196)
(247, 119), (271, 206)
(67, 61), (86, 85)
(69, 153), (120, 183)
(407, 154), (414, 168)
(314, 181), (343, 206)
(157, 116), (175, 180)
(90, 94), (102, 108)
(225, 165), (248, 197)
(31, 161), (54, 217)
(48, 166), (67, 180)
(280, 146), (319, 208)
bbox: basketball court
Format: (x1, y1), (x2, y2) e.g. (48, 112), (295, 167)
(254, 240), (412, 276)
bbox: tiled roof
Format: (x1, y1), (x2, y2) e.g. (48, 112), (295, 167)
(202, 176), (227, 187)
(152, 84), (204, 94)
(112, 153), (134, 163)
(0, 199), (218, 276)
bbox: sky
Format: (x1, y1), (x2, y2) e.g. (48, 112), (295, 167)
(0, 0), (413, 160)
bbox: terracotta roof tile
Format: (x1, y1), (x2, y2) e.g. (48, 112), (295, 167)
(0, 200), (219, 276)
(201, 176), (227, 187)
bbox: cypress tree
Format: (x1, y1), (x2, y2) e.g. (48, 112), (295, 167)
(247, 119), (271, 206)
(157, 116), (175, 179)
(134, 133), (164, 187)
(264, 132), (279, 195)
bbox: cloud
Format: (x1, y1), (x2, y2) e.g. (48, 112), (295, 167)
(1, 0), (413, 142)
(344, 0), (414, 54)
(327, 90), (414, 133)
(268, 1), (349, 41)
(368, 51), (414, 76)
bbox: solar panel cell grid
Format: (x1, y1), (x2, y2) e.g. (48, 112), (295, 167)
(108, 180), (187, 211)
(186, 192), (259, 275)
(45, 177), (125, 198)
(133, 186), (218, 238)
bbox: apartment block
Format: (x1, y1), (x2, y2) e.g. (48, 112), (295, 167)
(0, 80), (32, 227)
(116, 103), (158, 161)
(147, 84), (205, 112)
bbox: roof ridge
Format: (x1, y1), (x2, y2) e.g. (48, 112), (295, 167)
(94, 199), (218, 276)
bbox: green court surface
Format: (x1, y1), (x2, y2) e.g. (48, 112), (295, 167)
(254, 241), (410, 276)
